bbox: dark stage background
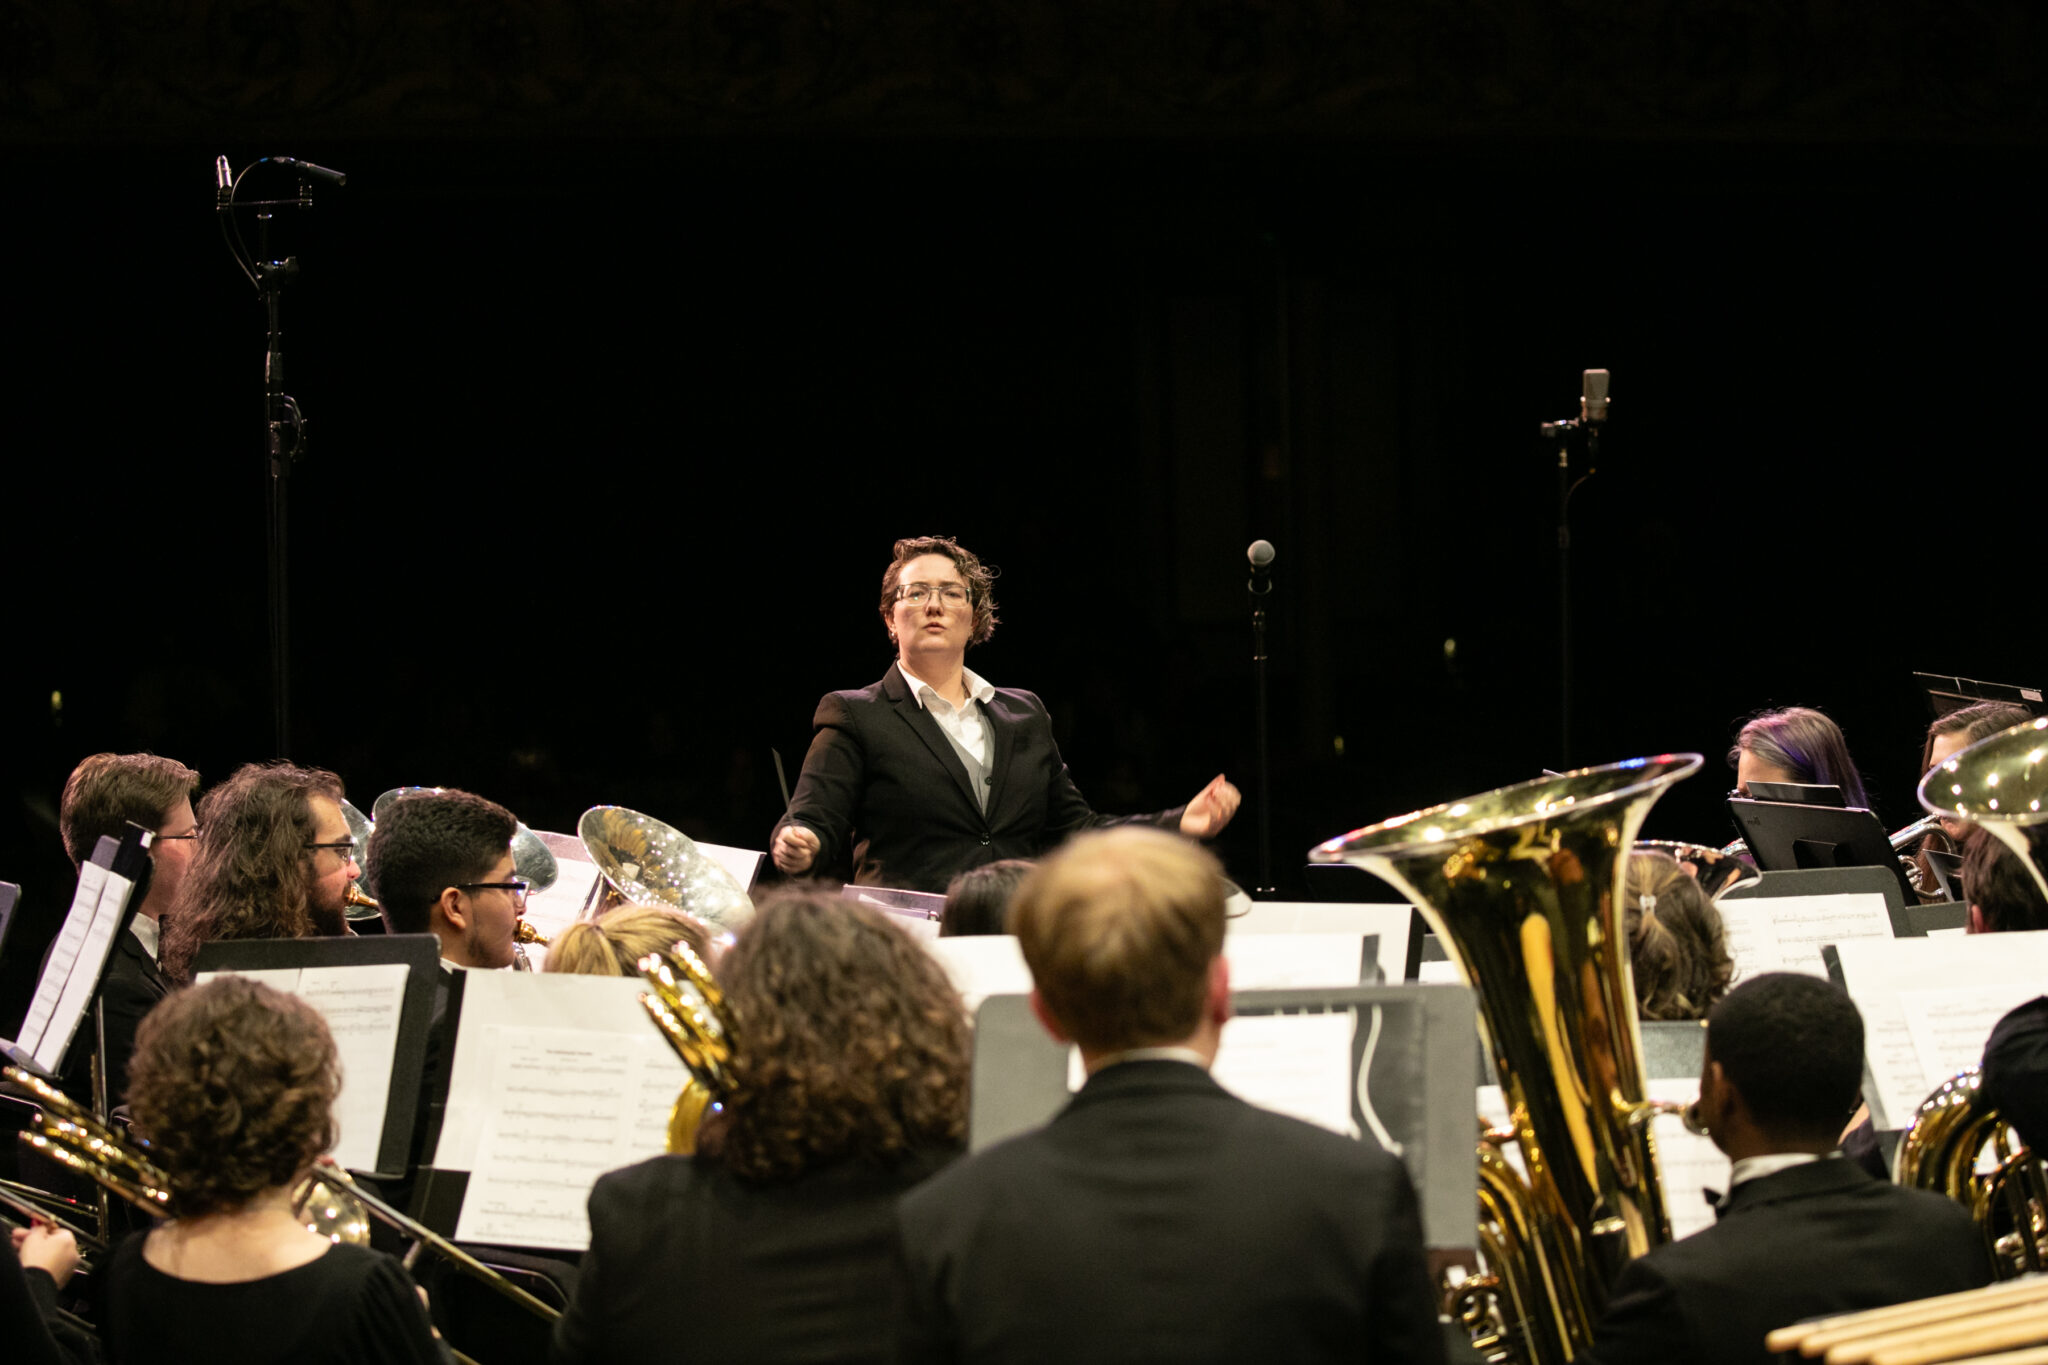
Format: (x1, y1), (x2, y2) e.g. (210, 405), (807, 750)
(4, 2), (2042, 1029)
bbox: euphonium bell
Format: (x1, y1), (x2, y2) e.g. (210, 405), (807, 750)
(1918, 715), (2048, 902)
(1313, 753), (1703, 1365)
(636, 940), (734, 1155)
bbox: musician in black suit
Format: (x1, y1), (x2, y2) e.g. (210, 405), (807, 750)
(553, 891), (970, 1365)
(771, 535), (1239, 893)
(1577, 973), (1992, 1365)
(53, 752), (200, 1103)
(891, 828), (1446, 1365)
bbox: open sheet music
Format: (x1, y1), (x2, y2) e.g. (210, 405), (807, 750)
(1718, 891), (1894, 981)
(12, 832), (146, 1075)
(435, 972), (686, 1252)
(1832, 930), (2048, 1129)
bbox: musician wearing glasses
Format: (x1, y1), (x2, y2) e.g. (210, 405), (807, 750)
(363, 789), (529, 973)
(51, 752), (201, 1101)
(100, 976), (448, 1364)
(771, 535), (1240, 893)
(1578, 974), (1990, 1365)
(158, 762), (358, 984)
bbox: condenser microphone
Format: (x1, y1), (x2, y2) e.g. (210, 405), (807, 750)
(1580, 369), (1611, 425)
(1248, 539), (1275, 595)
(267, 157), (348, 187)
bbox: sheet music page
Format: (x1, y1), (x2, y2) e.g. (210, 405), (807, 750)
(18, 861), (110, 1054)
(1833, 932), (2048, 1128)
(923, 936), (1033, 1017)
(299, 965), (410, 1171)
(1417, 959), (1465, 986)
(1227, 903), (1415, 983)
(453, 1026), (684, 1250)
(1645, 1077), (1721, 1241)
(1899, 982), (2046, 1111)
(34, 869), (132, 1072)
(435, 973), (675, 1173)
(1223, 934), (1371, 989)
(1213, 1013), (1356, 1136)
(693, 841), (764, 892)
(519, 860), (603, 967)
(1721, 892), (1892, 981)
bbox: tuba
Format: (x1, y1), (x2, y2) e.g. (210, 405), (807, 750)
(1312, 754), (1702, 1365)
(636, 940), (735, 1154)
(579, 806), (753, 931)
(1896, 715), (2048, 1273)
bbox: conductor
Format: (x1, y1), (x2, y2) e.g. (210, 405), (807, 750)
(771, 536), (1240, 893)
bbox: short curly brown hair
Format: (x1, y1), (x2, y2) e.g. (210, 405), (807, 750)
(707, 891), (969, 1183)
(878, 535), (999, 648)
(126, 976), (339, 1218)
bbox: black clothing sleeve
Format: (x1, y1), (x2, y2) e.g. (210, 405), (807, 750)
(4, 1238), (97, 1365)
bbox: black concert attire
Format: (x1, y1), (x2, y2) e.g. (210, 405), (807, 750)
(1575, 1158), (1992, 1365)
(3, 1233), (95, 1365)
(99, 1237), (448, 1365)
(553, 1146), (958, 1365)
(1982, 995), (2048, 1157)
(776, 665), (1182, 893)
(892, 1059), (1447, 1365)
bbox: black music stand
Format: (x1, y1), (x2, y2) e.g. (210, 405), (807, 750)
(1727, 799), (1915, 904)
(192, 934), (440, 1180)
(1914, 671), (2046, 719)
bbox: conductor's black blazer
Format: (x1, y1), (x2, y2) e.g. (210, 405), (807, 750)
(891, 1060), (1448, 1365)
(1575, 1158), (1992, 1365)
(778, 665), (1181, 893)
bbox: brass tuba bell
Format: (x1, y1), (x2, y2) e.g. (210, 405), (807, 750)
(578, 806), (753, 931)
(1313, 753), (1702, 1365)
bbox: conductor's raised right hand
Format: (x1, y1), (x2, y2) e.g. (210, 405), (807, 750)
(773, 824), (820, 875)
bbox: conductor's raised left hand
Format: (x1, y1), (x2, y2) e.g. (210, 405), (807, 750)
(1178, 774), (1242, 839)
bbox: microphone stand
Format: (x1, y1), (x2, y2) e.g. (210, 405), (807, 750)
(1249, 564), (1275, 897)
(1539, 407), (1602, 769)
(217, 157), (337, 758)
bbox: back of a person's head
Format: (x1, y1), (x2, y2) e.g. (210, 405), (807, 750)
(1730, 706), (1869, 808)
(1010, 827), (1226, 1053)
(59, 752), (200, 867)
(713, 890), (969, 1181)
(1624, 851), (1735, 1021)
(1961, 826), (2048, 933)
(365, 788), (518, 935)
(162, 761), (344, 981)
(545, 904), (712, 976)
(940, 858), (1035, 937)
(126, 975), (338, 1217)
(1706, 972), (1864, 1146)
(1923, 700), (2036, 772)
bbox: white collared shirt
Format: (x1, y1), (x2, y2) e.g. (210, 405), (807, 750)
(129, 913), (160, 963)
(1729, 1150), (1835, 1189)
(898, 662), (997, 768)
(1090, 1046), (1210, 1073)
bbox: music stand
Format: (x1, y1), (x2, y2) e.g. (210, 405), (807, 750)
(1914, 672), (2046, 720)
(1744, 781), (1846, 807)
(1727, 799), (1915, 903)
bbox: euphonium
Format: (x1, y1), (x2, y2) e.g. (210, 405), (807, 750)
(1896, 716), (2048, 1273)
(1313, 754), (1703, 1365)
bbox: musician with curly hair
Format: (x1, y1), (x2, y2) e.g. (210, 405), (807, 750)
(98, 976), (447, 1364)
(770, 534), (1239, 892)
(157, 762), (357, 984)
(552, 890), (970, 1364)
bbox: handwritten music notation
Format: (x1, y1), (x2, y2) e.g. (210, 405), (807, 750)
(455, 1024), (687, 1251)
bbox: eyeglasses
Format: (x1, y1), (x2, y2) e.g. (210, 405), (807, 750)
(306, 838), (358, 861)
(460, 879), (532, 907)
(895, 583), (970, 608)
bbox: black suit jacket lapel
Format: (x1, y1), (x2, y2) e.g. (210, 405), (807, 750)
(882, 667), (983, 814)
(116, 923), (171, 1000)
(981, 692), (1022, 825)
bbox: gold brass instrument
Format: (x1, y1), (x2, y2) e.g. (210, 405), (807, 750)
(1313, 753), (1704, 1365)
(580, 805), (754, 932)
(340, 799), (382, 922)
(636, 940), (734, 1155)
(1894, 716), (2048, 1272)
(1895, 1068), (2047, 1277)
(513, 920), (550, 947)
(1632, 839), (1759, 900)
